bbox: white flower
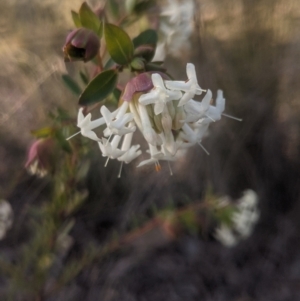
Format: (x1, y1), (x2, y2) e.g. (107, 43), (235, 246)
(214, 224), (237, 247)
(77, 108), (105, 141)
(117, 131), (142, 164)
(118, 145), (142, 164)
(153, 0), (194, 60)
(137, 144), (175, 169)
(101, 101), (136, 136)
(183, 89), (212, 122)
(165, 63), (206, 106)
(98, 136), (125, 159)
(139, 73), (182, 115)
(233, 190), (260, 238)
(205, 90), (225, 122)
(177, 123), (210, 150)
(215, 190), (259, 247)
(138, 102), (163, 146)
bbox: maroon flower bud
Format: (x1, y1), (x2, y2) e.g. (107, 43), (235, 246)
(122, 73), (153, 102)
(133, 45), (155, 62)
(63, 28), (100, 63)
(122, 72), (170, 102)
(25, 138), (56, 177)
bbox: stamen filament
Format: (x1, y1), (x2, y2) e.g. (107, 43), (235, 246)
(104, 157), (110, 167)
(198, 142), (210, 155)
(222, 113), (243, 122)
(118, 161), (124, 178)
(167, 161), (173, 176)
(66, 131), (81, 140)
(205, 114), (216, 122)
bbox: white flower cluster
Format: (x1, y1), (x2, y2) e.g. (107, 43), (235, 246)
(214, 190), (260, 247)
(75, 63), (227, 175)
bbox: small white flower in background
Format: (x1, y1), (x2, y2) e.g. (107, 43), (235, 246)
(70, 63), (238, 176)
(214, 190), (260, 247)
(0, 200), (13, 240)
(214, 224), (238, 247)
(153, 0), (195, 61)
(233, 189), (260, 238)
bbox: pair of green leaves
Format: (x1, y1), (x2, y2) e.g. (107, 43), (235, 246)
(72, 2), (102, 36)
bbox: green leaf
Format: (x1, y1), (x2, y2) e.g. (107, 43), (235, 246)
(112, 88), (122, 102)
(71, 11), (81, 28)
(79, 69), (118, 106)
(31, 127), (53, 138)
(104, 23), (134, 65)
(107, 0), (120, 20)
(79, 71), (89, 85)
(133, 29), (158, 48)
(104, 57), (115, 70)
(79, 2), (102, 36)
(145, 62), (166, 72)
(62, 74), (82, 96)
(133, 0), (156, 14)
(54, 130), (72, 153)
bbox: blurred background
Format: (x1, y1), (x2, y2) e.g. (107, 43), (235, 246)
(1, 0), (300, 300)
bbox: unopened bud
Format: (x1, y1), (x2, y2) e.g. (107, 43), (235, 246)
(63, 28), (100, 63)
(133, 45), (155, 62)
(25, 138), (56, 177)
(130, 57), (145, 71)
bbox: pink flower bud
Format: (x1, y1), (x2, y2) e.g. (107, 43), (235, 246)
(25, 138), (56, 177)
(122, 73), (154, 102)
(63, 28), (100, 63)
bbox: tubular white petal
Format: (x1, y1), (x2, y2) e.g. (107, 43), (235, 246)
(178, 91), (194, 107)
(216, 90), (225, 113)
(115, 101), (129, 119)
(138, 103), (162, 146)
(151, 73), (165, 88)
(121, 132), (134, 151)
(154, 102), (165, 115)
(129, 101), (142, 130)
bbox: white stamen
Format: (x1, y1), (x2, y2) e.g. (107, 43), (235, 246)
(198, 142), (210, 155)
(106, 135), (112, 145)
(66, 131), (81, 140)
(104, 157), (110, 167)
(167, 161), (173, 176)
(118, 161), (124, 178)
(205, 114), (216, 122)
(222, 113), (243, 122)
